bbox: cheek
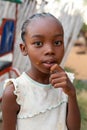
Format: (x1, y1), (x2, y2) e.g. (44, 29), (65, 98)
(28, 51), (39, 64)
(57, 48), (64, 63)
(28, 53), (36, 61)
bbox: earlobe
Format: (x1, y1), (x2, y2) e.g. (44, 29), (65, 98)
(20, 43), (28, 56)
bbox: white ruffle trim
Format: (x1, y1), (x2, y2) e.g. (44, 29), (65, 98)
(4, 77), (69, 119)
(4, 79), (23, 105)
(17, 100), (67, 119)
(66, 72), (75, 83)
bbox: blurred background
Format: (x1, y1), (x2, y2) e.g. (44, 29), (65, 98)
(0, 0), (87, 129)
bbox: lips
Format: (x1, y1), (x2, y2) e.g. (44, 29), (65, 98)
(42, 59), (57, 68)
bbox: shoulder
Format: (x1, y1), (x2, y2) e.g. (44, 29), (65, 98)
(3, 83), (16, 102)
(2, 83), (20, 130)
(2, 83), (19, 112)
(3, 73), (27, 107)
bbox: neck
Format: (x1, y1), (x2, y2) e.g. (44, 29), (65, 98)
(27, 70), (50, 84)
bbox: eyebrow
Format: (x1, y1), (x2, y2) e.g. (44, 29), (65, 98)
(54, 34), (63, 37)
(31, 34), (63, 38)
(31, 34), (44, 38)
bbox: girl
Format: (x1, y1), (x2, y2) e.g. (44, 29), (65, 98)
(2, 13), (81, 130)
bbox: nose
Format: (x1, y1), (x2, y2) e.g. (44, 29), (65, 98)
(44, 44), (54, 55)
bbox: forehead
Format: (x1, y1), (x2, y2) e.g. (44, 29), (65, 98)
(26, 17), (63, 35)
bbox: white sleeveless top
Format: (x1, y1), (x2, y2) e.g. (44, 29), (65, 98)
(4, 72), (74, 130)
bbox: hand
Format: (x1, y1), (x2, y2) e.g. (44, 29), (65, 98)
(49, 64), (76, 97)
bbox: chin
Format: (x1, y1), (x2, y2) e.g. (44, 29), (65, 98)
(41, 69), (50, 75)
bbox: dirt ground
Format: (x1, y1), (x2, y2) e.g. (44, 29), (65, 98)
(65, 45), (87, 80)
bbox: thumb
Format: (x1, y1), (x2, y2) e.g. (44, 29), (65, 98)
(50, 64), (63, 74)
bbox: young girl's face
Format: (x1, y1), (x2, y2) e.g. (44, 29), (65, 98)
(21, 17), (64, 75)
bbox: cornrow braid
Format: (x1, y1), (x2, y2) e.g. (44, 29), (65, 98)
(21, 12), (62, 42)
(21, 20), (30, 42)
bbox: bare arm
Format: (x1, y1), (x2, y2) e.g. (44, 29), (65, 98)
(2, 84), (20, 130)
(66, 83), (81, 130)
(50, 64), (81, 130)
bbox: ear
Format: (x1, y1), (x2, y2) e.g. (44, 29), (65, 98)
(20, 43), (28, 56)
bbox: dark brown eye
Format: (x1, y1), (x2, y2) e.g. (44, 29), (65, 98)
(54, 41), (62, 46)
(34, 42), (43, 47)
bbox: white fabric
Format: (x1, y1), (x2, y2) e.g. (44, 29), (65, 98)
(4, 72), (74, 130)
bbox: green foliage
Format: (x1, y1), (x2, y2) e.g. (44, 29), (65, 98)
(74, 79), (87, 130)
(64, 67), (75, 73)
(74, 80), (87, 130)
(74, 80), (87, 93)
(81, 23), (87, 32)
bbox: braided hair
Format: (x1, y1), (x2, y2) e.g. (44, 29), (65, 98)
(21, 12), (63, 42)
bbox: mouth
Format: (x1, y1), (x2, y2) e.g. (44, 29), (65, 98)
(42, 60), (57, 68)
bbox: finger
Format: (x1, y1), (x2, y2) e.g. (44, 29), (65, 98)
(50, 64), (63, 74)
(51, 76), (67, 86)
(50, 71), (66, 78)
(49, 71), (66, 82)
(53, 81), (66, 88)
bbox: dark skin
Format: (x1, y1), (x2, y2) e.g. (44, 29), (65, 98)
(2, 17), (81, 130)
